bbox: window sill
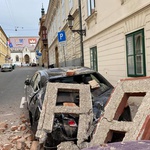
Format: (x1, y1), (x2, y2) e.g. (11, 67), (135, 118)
(85, 10), (97, 25)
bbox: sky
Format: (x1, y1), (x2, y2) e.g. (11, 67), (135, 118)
(0, 0), (49, 37)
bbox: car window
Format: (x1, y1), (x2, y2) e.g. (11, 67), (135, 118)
(40, 76), (48, 88)
(33, 74), (41, 91)
(2, 64), (11, 67)
(50, 73), (110, 94)
(30, 73), (41, 91)
(30, 74), (38, 87)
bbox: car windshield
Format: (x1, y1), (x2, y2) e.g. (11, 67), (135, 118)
(2, 64), (11, 67)
(49, 72), (111, 96)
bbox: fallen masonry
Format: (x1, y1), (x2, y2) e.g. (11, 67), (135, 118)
(0, 114), (39, 150)
(36, 82), (93, 148)
(36, 77), (150, 149)
(90, 76), (150, 147)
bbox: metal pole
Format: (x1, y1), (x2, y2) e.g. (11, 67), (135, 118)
(63, 46), (66, 67)
(78, 0), (84, 66)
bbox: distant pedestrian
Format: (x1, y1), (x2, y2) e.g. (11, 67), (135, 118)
(42, 63), (44, 67)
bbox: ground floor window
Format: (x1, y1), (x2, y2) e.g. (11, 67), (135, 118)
(126, 29), (146, 77)
(90, 46), (98, 71)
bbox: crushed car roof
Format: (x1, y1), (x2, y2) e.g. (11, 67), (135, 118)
(39, 66), (96, 79)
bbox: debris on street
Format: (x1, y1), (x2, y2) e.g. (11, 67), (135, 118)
(0, 113), (38, 150)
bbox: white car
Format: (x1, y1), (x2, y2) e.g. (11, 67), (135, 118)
(1, 63), (13, 72)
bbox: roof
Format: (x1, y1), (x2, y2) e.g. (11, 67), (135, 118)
(39, 66), (96, 79)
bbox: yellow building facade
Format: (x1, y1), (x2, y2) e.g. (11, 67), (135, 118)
(0, 26), (10, 66)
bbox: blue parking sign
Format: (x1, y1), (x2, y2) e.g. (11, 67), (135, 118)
(58, 31), (66, 42)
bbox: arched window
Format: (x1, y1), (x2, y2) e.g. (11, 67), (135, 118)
(16, 55), (19, 62)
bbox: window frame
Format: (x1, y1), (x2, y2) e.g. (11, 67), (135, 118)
(90, 46), (98, 71)
(126, 29), (146, 77)
(69, 0), (73, 10)
(87, 0), (95, 16)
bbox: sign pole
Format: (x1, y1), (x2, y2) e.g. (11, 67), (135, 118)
(63, 46), (66, 67)
(58, 31), (67, 67)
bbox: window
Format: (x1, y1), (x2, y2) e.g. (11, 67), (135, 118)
(16, 55), (19, 61)
(90, 46), (98, 71)
(30, 73), (41, 91)
(126, 29), (146, 77)
(69, 0), (73, 10)
(87, 0), (95, 16)
(62, 0), (65, 21)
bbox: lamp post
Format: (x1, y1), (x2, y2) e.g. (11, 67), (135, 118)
(67, 0), (86, 66)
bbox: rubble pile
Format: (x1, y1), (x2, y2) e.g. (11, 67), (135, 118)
(0, 114), (39, 150)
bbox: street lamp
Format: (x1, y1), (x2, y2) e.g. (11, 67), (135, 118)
(67, 0), (86, 66)
(67, 14), (86, 36)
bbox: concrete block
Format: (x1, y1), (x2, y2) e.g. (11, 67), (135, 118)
(36, 82), (93, 146)
(90, 77), (150, 146)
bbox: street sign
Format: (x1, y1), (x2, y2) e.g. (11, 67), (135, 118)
(58, 31), (66, 42)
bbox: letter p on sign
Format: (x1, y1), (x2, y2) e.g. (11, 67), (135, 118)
(58, 31), (66, 42)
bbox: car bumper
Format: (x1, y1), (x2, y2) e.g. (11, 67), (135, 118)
(1, 68), (12, 71)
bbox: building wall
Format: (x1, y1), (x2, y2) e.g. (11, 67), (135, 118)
(45, 0), (150, 86)
(46, 0), (81, 67)
(0, 27), (10, 66)
(83, 0), (150, 86)
(9, 36), (39, 66)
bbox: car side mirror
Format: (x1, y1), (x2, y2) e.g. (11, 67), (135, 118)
(24, 78), (30, 85)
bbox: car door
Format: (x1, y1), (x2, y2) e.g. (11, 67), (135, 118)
(25, 73), (40, 106)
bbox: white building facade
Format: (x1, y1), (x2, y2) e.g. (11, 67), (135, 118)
(46, 0), (150, 86)
(9, 36), (39, 66)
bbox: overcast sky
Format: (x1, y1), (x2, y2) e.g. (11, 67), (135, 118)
(0, 0), (49, 37)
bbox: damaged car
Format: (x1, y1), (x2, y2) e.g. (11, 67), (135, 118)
(24, 66), (131, 149)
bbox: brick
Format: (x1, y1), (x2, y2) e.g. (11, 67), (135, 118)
(11, 136), (21, 143)
(25, 141), (31, 149)
(30, 141), (39, 150)
(20, 114), (26, 119)
(2, 144), (12, 150)
(24, 133), (34, 141)
(88, 79), (100, 89)
(66, 70), (75, 76)
(10, 125), (18, 131)
(0, 122), (8, 129)
(18, 124), (26, 131)
(137, 115), (150, 140)
(63, 102), (77, 106)
(16, 141), (24, 150)
(0, 128), (5, 133)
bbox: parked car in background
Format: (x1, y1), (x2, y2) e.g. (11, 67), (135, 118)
(1, 63), (13, 72)
(24, 66), (131, 149)
(30, 63), (37, 67)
